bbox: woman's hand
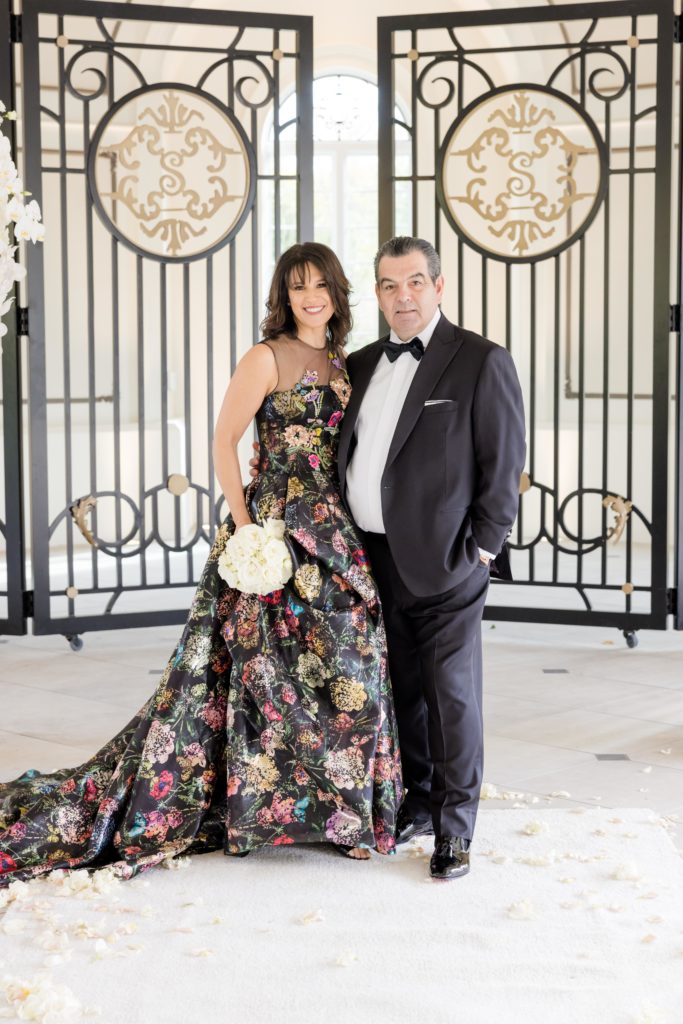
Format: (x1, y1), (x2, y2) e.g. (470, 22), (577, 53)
(249, 441), (261, 479)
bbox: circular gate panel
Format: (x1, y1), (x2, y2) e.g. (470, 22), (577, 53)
(438, 85), (607, 263)
(89, 84), (255, 262)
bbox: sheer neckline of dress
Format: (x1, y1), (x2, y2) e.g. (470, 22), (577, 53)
(262, 335), (344, 394)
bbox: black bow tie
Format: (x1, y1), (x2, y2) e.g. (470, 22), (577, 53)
(382, 336), (425, 363)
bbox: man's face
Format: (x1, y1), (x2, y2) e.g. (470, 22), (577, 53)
(375, 251), (444, 341)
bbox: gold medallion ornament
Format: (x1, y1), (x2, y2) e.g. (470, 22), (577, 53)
(438, 85), (606, 262)
(89, 85), (255, 261)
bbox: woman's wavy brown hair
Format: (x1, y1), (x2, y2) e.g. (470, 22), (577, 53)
(260, 242), (352, 360)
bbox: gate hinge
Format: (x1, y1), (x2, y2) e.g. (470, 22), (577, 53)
(22, 590), (34, 618)
(10, 13), (22, 43)
(16, 306), (28, 335)
(667, 588), (678, 617)
(670, 303), (681, 332)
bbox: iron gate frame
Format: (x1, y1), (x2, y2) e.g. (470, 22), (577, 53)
(13, 0), (313, 636)
(0, 0), (27, 635)
(378, 0), (679, 632)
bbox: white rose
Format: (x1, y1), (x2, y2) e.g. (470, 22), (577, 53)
(217, 518), (292, 595)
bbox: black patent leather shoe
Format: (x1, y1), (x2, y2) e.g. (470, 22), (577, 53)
(429, 836), (471, 880)
(395, 805), (434, 845)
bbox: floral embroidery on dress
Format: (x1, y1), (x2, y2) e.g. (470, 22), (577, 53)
(0, 356), (402, 885)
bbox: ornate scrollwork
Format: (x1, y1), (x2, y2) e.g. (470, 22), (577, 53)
(547, 46), (631, 103)
(416, 55), (494, 111)
(65, 45), (146, 102)
(89, 85), (255, 261)
(509, 480), (648, 557)
(69, 494), (97, 547)
(438, 85), (606, 261)
(601, 494), (633, 545)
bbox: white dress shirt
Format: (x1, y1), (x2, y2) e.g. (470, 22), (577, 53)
(346, 308), (495, 560)
(346, 308), (441, 534)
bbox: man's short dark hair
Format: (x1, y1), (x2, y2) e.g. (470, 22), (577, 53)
(374, 236), (441, 284)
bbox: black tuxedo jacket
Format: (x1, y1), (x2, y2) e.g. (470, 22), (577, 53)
(338, 313), (526, 597)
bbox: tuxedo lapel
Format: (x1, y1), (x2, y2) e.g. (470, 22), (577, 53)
(337, 339), (385, 486)
(385, 315), (464, 470)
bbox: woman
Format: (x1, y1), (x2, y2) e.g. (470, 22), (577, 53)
(0, 243), (402, 885)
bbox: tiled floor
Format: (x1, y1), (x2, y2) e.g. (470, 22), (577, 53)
(1, 619), (682, 831)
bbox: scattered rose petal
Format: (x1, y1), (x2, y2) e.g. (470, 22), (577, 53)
(507, 900), (535, 920)
(492, 855), (510, 865)
(632, 1007), (669, 1024)
(658, 749), (671, 756)
(480, 782), (499, 799)
(188, 948), (214, 957)
(1, 974), (87, 1024)
(641, 766), (653, 774)
(334, 951), (358, 967)
(300, 909), (324, 925)
(549, 790), (571, 798)
(521, 820), (548, 836)
(641, 934), (657, 944)
(611, 863), (641, 881)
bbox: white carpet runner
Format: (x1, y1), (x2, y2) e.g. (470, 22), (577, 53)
(1, 808), (682, 1024)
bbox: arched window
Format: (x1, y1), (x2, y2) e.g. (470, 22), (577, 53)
(267, 74), (408, 349)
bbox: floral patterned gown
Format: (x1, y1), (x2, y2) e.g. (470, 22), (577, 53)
(0, 337), (402, 885)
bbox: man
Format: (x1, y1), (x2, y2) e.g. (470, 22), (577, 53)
(338, 236), (526, 880)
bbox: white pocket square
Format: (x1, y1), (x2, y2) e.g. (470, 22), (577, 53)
(424, 399), (454, 406)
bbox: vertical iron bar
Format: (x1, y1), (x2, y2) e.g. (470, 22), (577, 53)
(206, 255), (215, 543)
(136, 255), (146, 587)
(160, 261), (170, 582)
(529, 261), (536, 580)
(58, 15), (75, 619)
(600, 103), (611, 588)
(625, 19), (637, 613)
(650, 3), (674, 624)
(251, 108), (259, 349)
(410, 30), (417, 237)
(577, 235), (586, 591)
(377, 17), (393, 334)
(23, 1), (49, 632)
(297, 18), (314, 241)
(109, 50), (122, 595)
(552, 255), (560, 581)
(83, 99), (98, 591)
(675, 29), (683, 630)
(0, 0), (26, 633)
(273, 29), (281, 257)
(183, 262), (192, 578)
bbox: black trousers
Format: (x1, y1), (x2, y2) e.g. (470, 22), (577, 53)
(362, 531), (489, 840)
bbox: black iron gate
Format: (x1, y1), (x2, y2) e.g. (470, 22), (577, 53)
(0, 0), (27, 635)
(378, 0), (680, 633)
(3, 0), (312, 638)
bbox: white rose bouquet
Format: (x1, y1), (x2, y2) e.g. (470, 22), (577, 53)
(217, 517), (293, 595)
(1, 102), (44, 339)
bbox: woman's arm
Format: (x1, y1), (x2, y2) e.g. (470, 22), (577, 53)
(212, 344), (278, 530)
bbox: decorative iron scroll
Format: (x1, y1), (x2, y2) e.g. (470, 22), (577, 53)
(89, 84), (256, 262)
(438, 85), (607, 262)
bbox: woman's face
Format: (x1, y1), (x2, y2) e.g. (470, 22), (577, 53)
(287, 262), (334, 334)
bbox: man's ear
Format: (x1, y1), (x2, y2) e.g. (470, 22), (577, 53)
(435, 274), (445, 302)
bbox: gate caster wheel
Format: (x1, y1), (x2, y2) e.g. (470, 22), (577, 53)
(623, 630), (639, 650)
(66, 634), (84, 652)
